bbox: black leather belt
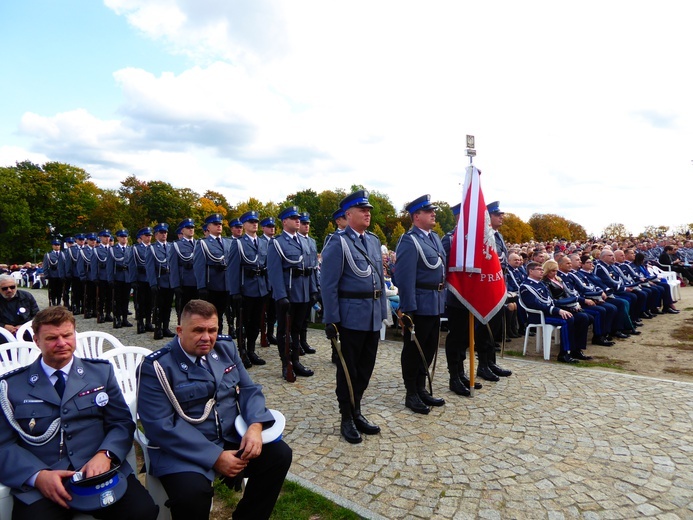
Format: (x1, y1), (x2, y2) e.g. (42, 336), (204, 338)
(116, 265), (129, 272)
(210, 264), (227, 272)
(137, 266), (146, 274)
(339, 290), (382, 300)
(159, 267), (170, 274)
(183, 262), (193, 270)
(244, 267), (267, 278)
(287, 267), (311, 277)
(416, 282), (445, 291)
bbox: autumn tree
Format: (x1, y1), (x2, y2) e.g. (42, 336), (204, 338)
(566, 220), (588, 242)
(602, 222), (631, 240)
(528, 213), (573, 242)
(501, 213), (534, 244)
(389, 222), (406, 250)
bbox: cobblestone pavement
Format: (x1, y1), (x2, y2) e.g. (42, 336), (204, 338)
(29, 288), (693, 519)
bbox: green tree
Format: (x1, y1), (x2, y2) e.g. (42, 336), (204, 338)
(602, 222), (631, 240)
(432, 222), (444, 238)
(566, 220), (588, 242)
(433, 201), (455, 234)
(0, 166), (32, 262)
(528, 213), (572, 242)
(389, 222), (406, 250)
(501, 213), (533, 244)
(372, 223), (387, 247)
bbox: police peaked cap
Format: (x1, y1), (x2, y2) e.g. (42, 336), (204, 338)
(205, 214), (224, 225)
(406, 194), (438, 215)
(178, 218), (195, 229)
(240, 211), (260, 223)
(65, 237), (75, 244)
(230, 218), (243, 228)
(98, 230), (111, 238)
(65, 464), (128, 512)
(299, 212), (311, 223)
(86, 233), (98, 241)
(332, 208), (346, 220)
(486, 201), (504, 215)
(277, 206), (300, 220)
(136, 227), (153, 238)
(340, 189), (373, 211)
(153, 223), (169, 233)
(75, 234), (86, 240)
(260, 217), (275, 228)
(115, 229), (129, 237)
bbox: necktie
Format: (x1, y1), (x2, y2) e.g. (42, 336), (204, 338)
(293, 235), (299, 244)
(196, 356), (212, 374)
(216, 237), (222, 246)
(54, 370), (66, 398)
(429, 233), (437, 249)
(360, 234), (367, 250)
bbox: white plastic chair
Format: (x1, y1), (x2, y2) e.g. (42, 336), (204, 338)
(15, 322), (34, 342)
(76, 331), (124, 358)
(649, 265), (681, 302)
(0, 328), (17, 343)
(10, 272), (22, 286)
(0, 341), (41, 375)
(100, 346), (150, 406)
(518, 294), (561, 361)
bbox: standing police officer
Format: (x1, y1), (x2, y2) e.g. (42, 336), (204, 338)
(260, 218), (278, 345)
(395, 195), (446, 414)
(43, 239), (64, 306)
(321, 190), (387, 444)
(267, 206), (316, 380)
(297, 212), (319, 355)
(108, 229), (133, 329)
(228, 211), (268, 367)
(60, 237), (75, 309)
(194, 214), (233, 334)
(129, 227), (154, 334)
(79, 233), (97, 319)
(170, 218), (197, 324)
(67, 234), (85, 315)
(146, 223), (175, 340)
(92, 230), (114, 324)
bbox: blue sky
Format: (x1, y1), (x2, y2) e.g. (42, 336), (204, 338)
(2, 1), (693, 237)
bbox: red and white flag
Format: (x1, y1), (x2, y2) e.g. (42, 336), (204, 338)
(446, 165), (506, 324)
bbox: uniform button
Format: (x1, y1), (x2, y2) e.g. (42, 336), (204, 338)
(31, 412), (36, 416)
(67, 435), (72, 440)
(189, 393), (194, 398)
(63, 424), (68, 429)
(63, 409), (69, 414)
(219, 418), (224, 423)
(69, 451), (73, 456)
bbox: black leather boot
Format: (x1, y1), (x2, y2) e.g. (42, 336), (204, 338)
(353, 407), (380, 435)
(247, 343), (266, 365)
(291, 349), (314, 377)
(137, 320), (145, 334)
(404, 392), (430, 414)
(153, 328), (164, 340)
(299, 330), (316, 354)
(162, 325), (176, 338)
(449, 375), (471, 397)
(113, 317), (122, 329)
(340, 407), (362, 444)
(477, 349), (500, 381)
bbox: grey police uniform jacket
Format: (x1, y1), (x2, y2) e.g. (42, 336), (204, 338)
(146, 241), (173, 289)
(77, 246), (94, 281)
(320, 227), (387, 332)
(129, 243), (149, 284)
(136, 337), (275, 481)
(394, 227), (446, 316)
(267, 232), (317, 303)
(228, 235), (269, 298)
(107, 244), (132, 283)
(300, 234), (320, 292)
(193, 236), (232, 292)
(91, 244), (111, 282)
(43, 251), (63, 280)
(169, 239), (196, 289)
(67, 245), (81, 278)
(0, 357), (135, 505)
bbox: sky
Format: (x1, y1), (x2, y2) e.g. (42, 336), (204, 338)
(1, 1), (692, 237)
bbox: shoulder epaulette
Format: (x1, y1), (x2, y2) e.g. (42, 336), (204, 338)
(0, 365), (30, 380)
(216, 334), (234, 342)
(365, 230), (377, 237)
(145, 346), (171, 362)
(80, 358), (110, 364)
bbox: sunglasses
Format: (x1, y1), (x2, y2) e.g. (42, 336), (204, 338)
(1, 286), (16, 291)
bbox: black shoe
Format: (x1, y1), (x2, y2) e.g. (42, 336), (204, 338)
(417, 389), (445, 407)
(248, 352), (266, 366)
(477, 366), (500, 382)
(614, 331), (630, 339)
(96, 314), (104, 324)
(293, 362), (314, 377)
(651, 308), (663, 315)
(153, 329), (164, 340)
(104, 314), (113, 322)
(640, 312), (653, 319)
(405, 393), (430, 414)
(353, 410), (380, 434)
(571, 351), (593, 361)
(301, 343), (316, 354)
(137, 322), (145, 334)
(340, 416), (362, 444)
(268, 334), (278, 345)
(113, 318), (122, 329)
(331, 351), (339, 364)
(605, 334), (613, 341)
(460, 374), (483, 390)
(163, 328), (176, 338)
(557, 353), (578, 363)
(633, 320), (644, 327)
(665, 307), (680, 314)
(122, 320), (133, 327)
(240, 351), (252, 369)
(449, 377), (471, 397)
(528, 330), (536, 337)
(627, 329), (642, 336)
(489, 363), (512, 377)
(145, 323), (155, 332)
(591, 336), (615, 346)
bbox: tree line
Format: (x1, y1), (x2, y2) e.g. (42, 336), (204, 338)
(1, 159), (642, 263)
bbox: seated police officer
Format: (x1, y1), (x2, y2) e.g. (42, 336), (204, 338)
(0, 306), (157, 520)
(137, 299), (292, 520)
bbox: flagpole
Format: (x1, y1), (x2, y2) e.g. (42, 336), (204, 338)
(466, 135), (476, 395)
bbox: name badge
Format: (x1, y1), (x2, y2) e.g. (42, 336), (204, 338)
(95, 392), (109, 407)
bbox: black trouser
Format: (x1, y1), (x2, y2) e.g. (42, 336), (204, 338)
(71, 277), (83, 312)
(242, 295), (264, 351)
(11, 473), (158, 520)
(204, 289), (228, 332)
(335, 327), (379, 409)
(113, 281), (131, 321)
(136, 281), (152, 324)
(84, 280), (96, 316)
(62, 278), (71, 307)
(445, 305), (471, 376)
(154, 287), (174, 329)
(401, 314), (440, 392)
(276, 301), (309, 361)
(265, 291), (276, 335)
(97, 279), (113, 317)
(47, 277), (62, 306)
(159, 440), (292, 520)
(175, 285), (198, 324)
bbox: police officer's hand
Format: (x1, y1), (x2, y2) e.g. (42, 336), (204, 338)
(277, 297), (290, 314)
(399, 312), (414, 329)
(81, 451), (111, 478)
(213, 451), (249, 478)
(150, 285), (159, 297)
(198, 288), (208, 300)
(239, 423), (263, 460)
(325, 323), (339, 340)
(310, 292), (319, 304)
(35, 469), (75, 508)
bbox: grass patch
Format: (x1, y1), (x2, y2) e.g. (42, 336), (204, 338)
(670, 324), (693, 342)
(214, 479), (362, 520)
(664, 367), (693, 376)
